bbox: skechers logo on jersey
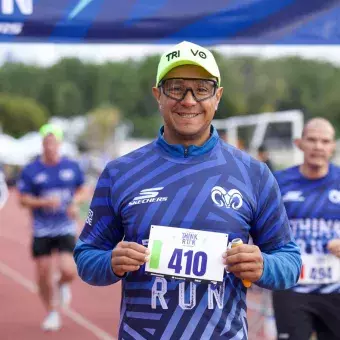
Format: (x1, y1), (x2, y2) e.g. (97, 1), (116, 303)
(129, 187), (168, 206)
(211, 186), (243, 210)
(282, 191), (305, 202)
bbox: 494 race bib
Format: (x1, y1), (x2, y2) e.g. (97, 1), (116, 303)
(299, 254), (340, 285)
(145, 225), (229, 283)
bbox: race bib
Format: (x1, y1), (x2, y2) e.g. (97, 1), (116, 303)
(145, 225), (228, 283)
(42, 188), (72, 213)
(299, 254), (340, 284)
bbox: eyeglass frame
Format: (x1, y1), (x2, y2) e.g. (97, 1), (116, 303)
(158, 77), (219, 103)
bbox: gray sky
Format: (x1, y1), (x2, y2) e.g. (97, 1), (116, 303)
(1, 43), (340, 66)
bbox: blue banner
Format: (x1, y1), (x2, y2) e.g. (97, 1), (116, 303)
(1, 0), (340, 44)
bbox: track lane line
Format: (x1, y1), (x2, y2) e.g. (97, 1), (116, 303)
(0, 261), (117, 340)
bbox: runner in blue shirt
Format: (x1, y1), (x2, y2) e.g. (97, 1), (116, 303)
(273, 118), (340, 340)
(17, 124), (86, 331)
(74, 41), (301, 340)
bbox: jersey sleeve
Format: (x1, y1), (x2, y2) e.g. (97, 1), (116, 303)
(250, 164), (293, 252)
(78, 165), (124, 250)
(256, 241), (301, 289)
(17, 166), (34, 195)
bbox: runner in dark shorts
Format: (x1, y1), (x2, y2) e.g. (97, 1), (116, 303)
(32, 234), (76, 258)
(17, 124), (87, 331)
(273, 118), (340, 340)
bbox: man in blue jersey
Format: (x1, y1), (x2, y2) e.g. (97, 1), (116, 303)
(17, 124), (86, 331)
(74, 41), (301, 340)
(273, 117), (340, 340)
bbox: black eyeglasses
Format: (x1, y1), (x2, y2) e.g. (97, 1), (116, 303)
(158, 78), (218, 102)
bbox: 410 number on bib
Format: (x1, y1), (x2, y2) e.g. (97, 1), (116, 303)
(145, 225), (228, 283)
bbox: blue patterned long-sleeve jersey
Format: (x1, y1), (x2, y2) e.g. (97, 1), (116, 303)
(74, 126), (301, 340)
(275, 164), (340, 294)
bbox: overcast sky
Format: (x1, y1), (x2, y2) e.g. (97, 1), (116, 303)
(1, 43), (340, 66)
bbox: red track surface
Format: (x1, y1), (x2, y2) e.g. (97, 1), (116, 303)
(0, 189), (271, 340)
(0, 189), (121, 340)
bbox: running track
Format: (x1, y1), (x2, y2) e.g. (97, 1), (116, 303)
(0, 189), (269, 340)
(0, 189), (120, 340)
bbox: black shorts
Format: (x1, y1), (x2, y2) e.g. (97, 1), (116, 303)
(32, 234), (76, 258)
(272, 290), (340, 340)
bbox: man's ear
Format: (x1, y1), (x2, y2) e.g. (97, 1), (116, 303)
(215, 87), (223, 110)
(330, 139), (336, 156)
(152, 87), (163, 111)
(294, 138), (302, 150)
(152, 87), (161, 102)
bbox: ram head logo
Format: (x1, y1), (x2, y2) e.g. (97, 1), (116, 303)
(211, 186), (243, 210)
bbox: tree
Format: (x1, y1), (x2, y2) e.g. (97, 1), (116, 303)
(0, 94), (48, 137)
(80, 105), (121, 155)
(0, 62), (45, 99)
(55, 81), (82, 117)
(3, 54), (340, 138)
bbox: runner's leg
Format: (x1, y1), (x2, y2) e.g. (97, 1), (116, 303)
(56, 235), (77, 307)
(57, 235), (77, 285)
(32, 237), (55, 311)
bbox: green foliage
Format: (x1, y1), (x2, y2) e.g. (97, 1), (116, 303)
(55, 81), (82, 117)
(80, 105), (121, 150)
(129, 113), (162, 138)
(2, 54), (340, 138)
(0, 93), (48, 137)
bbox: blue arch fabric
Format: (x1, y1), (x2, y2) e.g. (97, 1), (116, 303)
(1, 0), (340, 43)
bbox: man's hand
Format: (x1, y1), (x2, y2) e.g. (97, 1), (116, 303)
(223, 244), (264, 283)
(327, 239), (340, 258)
(44, 196), (62, 210)
(111, 241), (149, 277)
(66, 202), (79, 220)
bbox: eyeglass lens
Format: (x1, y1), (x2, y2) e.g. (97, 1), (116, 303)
(161, 78), (217, 102)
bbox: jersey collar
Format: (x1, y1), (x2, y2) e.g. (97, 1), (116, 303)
(156, 125), (219, 158)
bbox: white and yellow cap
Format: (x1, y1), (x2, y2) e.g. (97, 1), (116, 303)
(156, 41), (221, 86)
